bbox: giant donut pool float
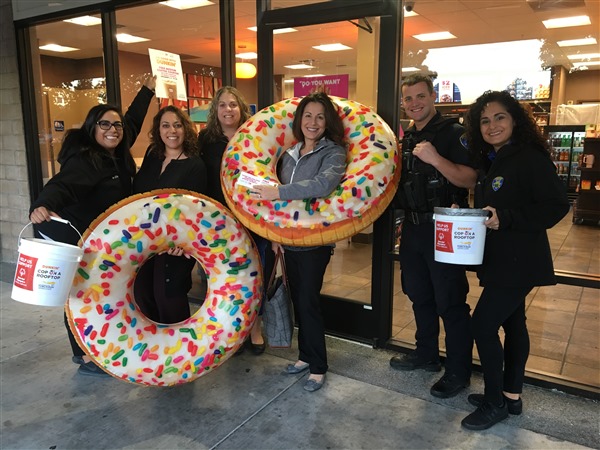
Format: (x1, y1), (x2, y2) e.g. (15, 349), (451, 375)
(66, 190), (262, 386)
(221, 96), (400, 246)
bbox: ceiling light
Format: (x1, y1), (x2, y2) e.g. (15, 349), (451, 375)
(313, 43), (352, 52)
(63, 15), (101, 26)
(557, 37), (597, 47)
(401, 67), (420, 72)
(303, 74), (325, 78)
(116, 34), (150, 43)
(567, 53), (600, 60)
(284, 63), (314, 70)
(236, 52), (257, 59)
(404, 10), (418, 17)
(236, 62), (257, 79)
(542, 15), (590, 29)
(413, 31), (456, 42)
(159, 0), (214, 10)
(39, 44), (79, 52)
(572, 61), (600, 67)
(248, 26), (297, 34)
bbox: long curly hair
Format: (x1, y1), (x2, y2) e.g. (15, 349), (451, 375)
(465, 90), (548, 162)
(58, 104), (135, 174)
(291, 91), (346, 148)
(148, 106), (198, 158)
(202, 86), (251, 142)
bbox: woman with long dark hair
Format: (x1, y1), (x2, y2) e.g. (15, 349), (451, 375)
(461, 90), (569, 430)
(29, 77), (156, 376)
(133, 105), (207, 324)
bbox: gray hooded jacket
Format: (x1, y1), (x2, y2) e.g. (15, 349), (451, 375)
(278, 137), (347, 200)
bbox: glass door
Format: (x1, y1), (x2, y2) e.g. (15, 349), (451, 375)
(257, 0), (402, 344)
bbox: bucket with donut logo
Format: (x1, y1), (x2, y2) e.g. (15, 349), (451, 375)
(12, 217), (83, 306)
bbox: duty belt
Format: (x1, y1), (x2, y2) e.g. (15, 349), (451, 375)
(404, 211), (434, 225)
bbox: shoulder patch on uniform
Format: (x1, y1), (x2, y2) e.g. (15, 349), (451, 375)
(459, 133), (468, 149)
(492, 176), (504, 191)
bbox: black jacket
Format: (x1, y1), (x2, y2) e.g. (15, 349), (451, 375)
(475, 143), (569, 287)
(30, 86), (155, 245)
(197, 129), (229, 206)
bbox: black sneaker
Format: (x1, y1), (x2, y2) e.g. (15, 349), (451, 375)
(77, 361), (110, 377)
(468, 393), (522, 415)
(461, 400), (509, 431)
(389, 352), (441, 372)
(430, 373), (469, 398)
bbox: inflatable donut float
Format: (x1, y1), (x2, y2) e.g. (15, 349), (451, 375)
(66, 190), (262, 386)
(221, 96), (400, 246)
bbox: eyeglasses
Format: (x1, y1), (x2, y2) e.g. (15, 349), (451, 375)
(96, 120), (124, 131)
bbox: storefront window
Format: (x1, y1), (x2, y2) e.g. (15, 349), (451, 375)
(392, 0), (599, 389)
(31, 17), (105, 182)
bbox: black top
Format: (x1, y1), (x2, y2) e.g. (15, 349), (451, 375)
(30, 86), (155, 245)
(132, 150), (207, 195)
(397, 111), (472, 211)
(475, 143), (569, 287)
(197, 129), (229, 206)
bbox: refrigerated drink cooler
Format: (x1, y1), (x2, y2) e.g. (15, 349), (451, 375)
(546, 125), (586, 201)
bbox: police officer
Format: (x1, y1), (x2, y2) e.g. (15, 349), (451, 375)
(390, 74), (477, 399)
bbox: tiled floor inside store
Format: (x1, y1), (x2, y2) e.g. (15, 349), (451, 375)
(321, 209), (600, 390)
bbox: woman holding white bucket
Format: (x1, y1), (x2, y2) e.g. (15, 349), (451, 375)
(28, 77), (156, 377)
(461, 90), (569, 430)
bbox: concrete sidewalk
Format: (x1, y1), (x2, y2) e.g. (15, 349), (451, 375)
(0, 275), (597, 449)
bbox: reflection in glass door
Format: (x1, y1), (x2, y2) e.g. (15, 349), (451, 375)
(31, 18), (105, 182)
(274, 19), (381, 306)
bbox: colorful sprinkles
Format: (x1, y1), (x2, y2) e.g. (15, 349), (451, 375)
(221, 96), (401, 246)
(66, 191), (262, 387)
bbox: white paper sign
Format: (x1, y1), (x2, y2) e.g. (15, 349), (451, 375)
(148, 48), (187, 101)
(236, 172), (278, 189)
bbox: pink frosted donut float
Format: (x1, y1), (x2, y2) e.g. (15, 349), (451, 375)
(66, 189), (262, 386)
(221, 96), (400, 246)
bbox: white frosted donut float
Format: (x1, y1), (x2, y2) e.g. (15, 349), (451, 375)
(66, 189), (262, 386)
(221, 96), (400, 246)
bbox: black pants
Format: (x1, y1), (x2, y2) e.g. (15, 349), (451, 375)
(472, 286), (532, 405)
(284, 246), (332, 375)
(399, 221), (473, 381)
(134, 254), (193, 324)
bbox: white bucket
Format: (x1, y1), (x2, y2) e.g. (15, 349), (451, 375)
(433, 207), (489, 265)
(11, 218), (83, 306)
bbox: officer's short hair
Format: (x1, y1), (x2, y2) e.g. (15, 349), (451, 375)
(401, 74), (434, 94)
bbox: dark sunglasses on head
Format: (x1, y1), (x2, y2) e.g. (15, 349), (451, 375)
(96, 120), (124, 130)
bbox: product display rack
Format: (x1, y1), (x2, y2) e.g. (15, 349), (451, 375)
(573, 137), (600, 225)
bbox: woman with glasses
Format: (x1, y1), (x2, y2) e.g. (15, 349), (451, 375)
(132, 106), (206, 324)
(29, 76), (156, 377)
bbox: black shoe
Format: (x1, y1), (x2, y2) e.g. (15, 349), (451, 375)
(389, 353), (441, 372)
(246, 339), (266, 355)
(430, 373), (469, 398)
(461, 400), (509, 430)
(468, 393), (522, 415)
(77, 361), (110, 377)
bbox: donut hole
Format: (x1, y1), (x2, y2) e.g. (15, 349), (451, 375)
(132, 253), (207, 325)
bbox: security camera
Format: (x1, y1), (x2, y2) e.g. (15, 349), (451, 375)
(405, 1), (415, 12)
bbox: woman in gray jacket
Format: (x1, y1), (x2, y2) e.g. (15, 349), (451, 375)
(253, 92), (347, 392)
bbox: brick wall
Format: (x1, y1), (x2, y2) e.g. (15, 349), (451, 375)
(0, 0), (30, 264)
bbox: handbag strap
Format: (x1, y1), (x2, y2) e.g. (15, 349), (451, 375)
(267, 247), (288, 289)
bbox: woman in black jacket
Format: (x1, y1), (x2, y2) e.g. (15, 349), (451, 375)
(133, 105), (206, 324)
(29, 78), (155, 376)
(461, 91), (569, 430)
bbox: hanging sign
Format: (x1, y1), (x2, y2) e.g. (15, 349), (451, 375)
(293, 74), (349, 98)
